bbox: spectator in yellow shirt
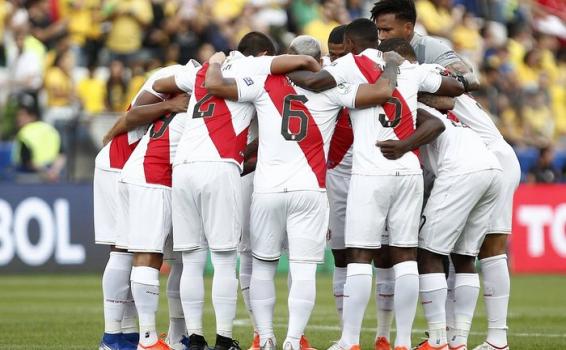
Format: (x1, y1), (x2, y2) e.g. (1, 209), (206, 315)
(303, 1), (343, 54)
(416, 0), (463, 38)
(103, 0), (153, 63)
(516, 49), (544, 89)
(106, 60), (129, 112)
(77, 64), (106, 115)
(126, 62), (146, 106)
(43, 48), (76, 124)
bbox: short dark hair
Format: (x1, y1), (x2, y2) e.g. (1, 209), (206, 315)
(345, 18), (378, 46)
(237, 31), (277, 56)
(370, 0), (417, 25)
(378, 38), (417, 61)
(328, 25), (347, 45)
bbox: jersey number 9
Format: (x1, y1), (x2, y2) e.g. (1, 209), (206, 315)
(378, 97), (402, 128)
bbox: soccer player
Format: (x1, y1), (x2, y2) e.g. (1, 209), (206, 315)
(404, 103), (502, 350)
(170, 32), (322, 350)
(288, 19), (463, 350)
(370, 2), (521, 349)
(94, 66), (192, 350)
(203, 33), (410, 350)
(118, 60), (201, 350)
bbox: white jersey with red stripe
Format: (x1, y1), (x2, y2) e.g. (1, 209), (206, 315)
(450, 94), (503, 146)
(234, 74), (358, 193)
(173, 51), (274, 170)
(120, 60), (201, 188)
(327, 108), (353, 176)
(95, 64), (190, 172)
(323, 48), (444, 176)
(418, 103), (501, 177)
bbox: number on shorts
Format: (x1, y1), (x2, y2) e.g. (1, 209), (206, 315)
(150, 113), (176, 139)
(378, 97), (402, 128)
(192, 93), (216, 119)
(281, 94), (309, 142)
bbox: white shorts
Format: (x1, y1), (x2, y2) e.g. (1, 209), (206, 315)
(487, 141), (520, 234)
(172, 162), (242, 252)
(419, 169), (503, 256)
(93, 168), (120, 245)
(239, 172), (254, 253)
(327, 171), (351, 250)
(251, 191), (329, 263)
(115, 180), (130, 249)
(126, 183), (172, 253)
(346, 174), (423, 249)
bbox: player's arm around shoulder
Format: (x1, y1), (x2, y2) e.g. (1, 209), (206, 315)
(270, 54), (321, 75)
(423, 64), (465, 97)
(353, 55), (401, 108)
(204, 52), (239, 101)
(125, 94), (189, 129)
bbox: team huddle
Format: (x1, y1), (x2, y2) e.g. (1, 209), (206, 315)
(93, 1), (520, 350)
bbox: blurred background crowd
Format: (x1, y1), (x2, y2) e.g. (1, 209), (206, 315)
(0, 0), (564, 183)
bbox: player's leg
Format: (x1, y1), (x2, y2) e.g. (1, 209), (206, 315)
(127, 184), (173, 349)
(283, 191), (328, 350)
(165, 241), (187, 348)
(387, 175), (423, 349)
(327, 171), (350, 322)
(338, 175), (388, 350)
(95, 169), (137, 349)
(172, 164), (209, 349)
(250, 192), (286, 349)
(475, 147), (519, 350)
(373, 247), (394, 350)
(449, 170), (502, 350)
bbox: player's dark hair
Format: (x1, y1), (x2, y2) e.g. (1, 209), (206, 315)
(237, 31), (277, 56)
(328, 25), (347, 45)
(370, 0), (417, 25)
(378, 38), (417, 61)
(345, 18), (379, 47)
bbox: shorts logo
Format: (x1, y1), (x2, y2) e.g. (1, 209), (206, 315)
(419, 215), (427, 232)
(243, 77), (254, 86)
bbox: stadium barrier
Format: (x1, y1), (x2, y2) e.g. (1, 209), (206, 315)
(0, 183), (565, 274)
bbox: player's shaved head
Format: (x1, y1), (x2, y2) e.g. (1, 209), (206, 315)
(378, 38), (417, 62)
(344, 18), (379, 54)
(288, 35), (322, 61)
(238, 31), (277, 56)
(370, 0), (417, 25)
(328, 25), (347, 45)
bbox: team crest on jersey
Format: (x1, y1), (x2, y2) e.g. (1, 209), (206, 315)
(243, 77), (254, 86)
(336, 83), (351, 95)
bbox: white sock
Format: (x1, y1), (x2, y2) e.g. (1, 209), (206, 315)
(180, 250), (207, 336)
(211, 251), (238, 338)
(131, 266), (160, 346)
(374, 267), (394, 341)
(250, 258), (277, 346)
(393, 261), (419, 348)
(122, 289), (138, 334)
(102, 252), (133, 334)
(446, 260), (456, 334)
(449, 273), (480, 348)
(285, 262), (317, 349)
(340, 263), (373, 348)
(419, 273), (448, 346)
(167, 261), (186, 344)
(481, 255), (510, 348)
(239, 252), (257, 332)
(333, 267), (347, 322)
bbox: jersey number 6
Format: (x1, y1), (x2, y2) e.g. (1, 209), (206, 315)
(378, 96), (402, 128)
(281, 94), (309, 142)
(192, 94), (216, 119)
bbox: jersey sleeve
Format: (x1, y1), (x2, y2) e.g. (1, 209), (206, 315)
(236, 75), (265, 102)
(175, 60), (201, 93)
(325, 83), (358, 109)
(418, 64), (444, 93)
(423, 37), (461, 67)
(322, 54), (354, 85)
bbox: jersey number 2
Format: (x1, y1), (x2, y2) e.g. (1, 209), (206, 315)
(281, 94), (308, 142)
(193, 94), (216, 119)
(378, 97), (402, 128)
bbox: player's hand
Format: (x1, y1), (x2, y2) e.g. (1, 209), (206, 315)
(383, 51), (405, 66)
(167, 93), (190, 113)
(376, 139), (410, 160)
(209, 51), (226, 66)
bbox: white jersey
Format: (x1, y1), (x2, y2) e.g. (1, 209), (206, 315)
(234, 74), (358, 193)
(120, 61), (201, 188)
(418, 103), (501, 177)
(451, 94), (503, 146)
(327, 108), (354, 176)
(173, 51), (274, 170)
(324, 48), (444, 175)
(95, 65), (187, 171)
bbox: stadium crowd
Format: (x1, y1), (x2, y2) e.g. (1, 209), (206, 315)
(0, 0), (565, 183)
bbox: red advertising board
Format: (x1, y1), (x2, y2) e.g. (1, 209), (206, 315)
(511, 184), (566, 273)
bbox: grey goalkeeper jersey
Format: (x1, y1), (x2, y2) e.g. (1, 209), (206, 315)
(410, 32), (462, 66)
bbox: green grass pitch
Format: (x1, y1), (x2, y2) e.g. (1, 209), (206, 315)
(0, 274), (565, 349)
